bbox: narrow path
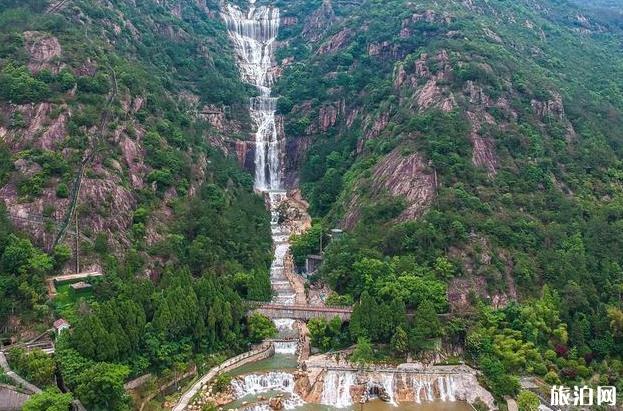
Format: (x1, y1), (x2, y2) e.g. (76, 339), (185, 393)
(0, 352), (42, 395)
(172, 343), (274, 411)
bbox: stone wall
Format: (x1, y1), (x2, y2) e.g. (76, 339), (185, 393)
(172, 343), (275, 411)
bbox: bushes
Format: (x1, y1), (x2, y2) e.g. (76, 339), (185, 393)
(8, 348), (55, 387)
(22, 389), (73, 411)
(0, 63), (49, 103)
(247, 313), (277, 343)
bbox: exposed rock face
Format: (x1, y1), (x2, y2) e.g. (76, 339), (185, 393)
(199, 104), (226, 131)
(318, 103), (340, 131)
(395, 51), (456, 114)
(530, 92), (576, 141)
(367, 41), (404, 60)
(281, 16), (298, 26)
(284, 136), (310, 189)
(302, 0), (336, 42)
(5, 103), (68, 150)
(466, 111), (497, 176)
(79, 175), (136, 248)
(23, 31), (62, 73)
(316, 28), (351, 55)
(0, 182), (68, 249)
(118, 131), (147, 189)
(342, 147), (436, 230)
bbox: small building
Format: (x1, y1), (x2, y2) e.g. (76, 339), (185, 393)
(70, 281), (92, 292)
(0, 385), (30, 411)
(305, 255), (324, 276)
(53, 318), (70, 334)
(69, 281), (92, 297)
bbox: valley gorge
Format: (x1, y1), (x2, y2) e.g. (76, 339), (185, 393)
(1, 0), (623, 411)
(183, 2), (495, 411)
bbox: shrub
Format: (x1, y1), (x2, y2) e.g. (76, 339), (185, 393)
(56, 182), (69, 198)
(0, 63), (49, 103)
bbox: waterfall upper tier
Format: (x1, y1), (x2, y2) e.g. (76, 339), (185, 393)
(222, 2), (283, 190)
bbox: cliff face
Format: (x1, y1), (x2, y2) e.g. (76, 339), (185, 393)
(274, 0), (623, 301)
(0, 0), (253, 270)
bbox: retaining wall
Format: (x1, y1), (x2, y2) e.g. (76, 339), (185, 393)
(172, 343), (275, 411)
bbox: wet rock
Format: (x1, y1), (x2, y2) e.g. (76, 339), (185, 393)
(268, 396), (284, 410)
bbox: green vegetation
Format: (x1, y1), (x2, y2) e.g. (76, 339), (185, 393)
(22, 389), (73, 411)
(0, 1), (273, 408)
(247, 313), (277, 343)
(8, 347), (55, 387)
(517, 390), (540, 411)
(0, 206), (57, 328)
(307, 316), (349, 352)
(274, 0), (623, 402)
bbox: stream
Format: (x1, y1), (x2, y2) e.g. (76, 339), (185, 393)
(218, 1), (477, 411)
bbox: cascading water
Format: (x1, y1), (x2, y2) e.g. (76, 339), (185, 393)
(231, 372), (304, 409)
(410, 374), (457, 403)
(222, 0), (283, 191)
(321, 371), (356, 408)
(223, 0), (298, 361)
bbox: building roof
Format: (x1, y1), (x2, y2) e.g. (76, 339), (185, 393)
(70, 281), (92, 290)
(0, 385), (30, 411)
(53, 319), (70, 329)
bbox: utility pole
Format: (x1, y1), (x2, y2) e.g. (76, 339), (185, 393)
(75, 211), (80, 274)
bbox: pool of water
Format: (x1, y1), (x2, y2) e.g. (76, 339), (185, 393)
(225, 398), (473, 411)
(229, 354), (299, 376)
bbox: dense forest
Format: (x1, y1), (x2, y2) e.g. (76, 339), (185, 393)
(281, 0), (623, 400)
(0, 0), (274, 409)
(2, 0), (623, 409)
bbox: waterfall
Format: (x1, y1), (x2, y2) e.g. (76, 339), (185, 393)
(321, 371), (355, 408)
(222, 1), (283, 191)
(380, 374), (396, 405)
(408, 374), (457, 403)
(274, 341), (298, 354)
(232, 372), (294, 396)
(437, 375), (457, 402)
(232, 372), (304, 409)
(273, 318), (296, 332)
(266, 191), (297, 305)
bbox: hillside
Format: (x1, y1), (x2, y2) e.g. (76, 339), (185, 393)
(1, 0), (623, 409)
(0, 1), (274, 408)
(276, 0), (623, 398)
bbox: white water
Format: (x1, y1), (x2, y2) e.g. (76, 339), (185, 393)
(274, 341), (298, 355)
(321, 371), (356, 408)
(232, 372), (304, 409)
(222, 1), (283, 190)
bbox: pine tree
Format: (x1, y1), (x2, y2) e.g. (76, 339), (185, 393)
(390, 326), (409, 357)
(409, 300), (441, 354)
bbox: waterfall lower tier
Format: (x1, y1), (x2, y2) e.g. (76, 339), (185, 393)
(231, 372), (304, 409)
(315, 371), (468, 407)
(321, 371), (356, 408)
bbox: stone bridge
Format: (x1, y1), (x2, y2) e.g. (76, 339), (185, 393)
(253, 304), (353, 321)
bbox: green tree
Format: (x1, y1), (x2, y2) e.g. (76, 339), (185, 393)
(390, 326), (409, 357)
(247, 313), (277, 343)
(517, 390), (540, 411)
(75, 362), (130, 410)
(409, 300), (441, 353)
(22, 389), (73, 411)
(351, 336), (374, 368)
